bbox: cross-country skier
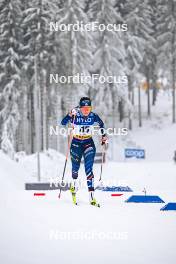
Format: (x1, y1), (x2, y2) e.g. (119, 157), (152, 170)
(61, 97), (108, 207)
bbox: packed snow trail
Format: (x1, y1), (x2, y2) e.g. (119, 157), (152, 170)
(0, 151), (176, 264)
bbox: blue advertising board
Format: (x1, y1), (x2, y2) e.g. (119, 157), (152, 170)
(125, 148), (145, 159)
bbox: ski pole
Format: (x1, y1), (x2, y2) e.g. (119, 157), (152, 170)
(58, 114), (76, 199)
(99, 144), (106, 182)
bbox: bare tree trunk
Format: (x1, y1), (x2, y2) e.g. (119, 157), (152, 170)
(29, 87), (35, 153)
(16, 93), (23, 152)
(34, 54), (41, 181)
(128, 75), (132, 130)
(42, 69), (47, 151)
(171, 0), (176, 123)
(118, 100), (124, 122)
(152, 87), (157, 106)
(138, 85), (142, 127)
(111, 86), (116, 160)
(34, 55), (41, 153)
(132, 88), (135, 105)
(152, 73), (157, 106)
(21, 82), (27, 152)
(146, 68), (151, 117)
(172, 60), (176, 123)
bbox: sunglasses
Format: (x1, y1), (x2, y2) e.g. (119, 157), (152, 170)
(80, 106), (92, 111)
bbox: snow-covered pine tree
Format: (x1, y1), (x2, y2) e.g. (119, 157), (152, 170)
(21, 0), (58, 152)
(54, 0), (93, 110)
(122, 0), (153, 128)
(148, 0), (158, 106)
(157, 0), (176, 123)
(88, 0), (127, 124)
(135, 0), (155, 118)
(0, 0), (23, 158)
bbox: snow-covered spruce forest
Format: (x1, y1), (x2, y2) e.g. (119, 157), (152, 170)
(0, 0), (176, 158)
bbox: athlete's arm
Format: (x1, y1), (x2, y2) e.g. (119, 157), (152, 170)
(94, 114), (106, 136)
(60, 114), (71, 126)
(61, 107), (79, 125)
(94, 113), (108, 146)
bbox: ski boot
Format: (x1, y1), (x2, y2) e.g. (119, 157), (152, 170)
(89, 191), (100, 207)
(70, 184), (77, 205)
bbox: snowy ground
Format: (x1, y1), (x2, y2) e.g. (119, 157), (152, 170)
(0, 147), (176, 264)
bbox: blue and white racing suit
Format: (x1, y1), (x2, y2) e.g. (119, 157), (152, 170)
(61, 110), (105, 191)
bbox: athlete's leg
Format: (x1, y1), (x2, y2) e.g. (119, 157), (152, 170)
(83, 138), (96, 192)
(70, 139), (83, 181)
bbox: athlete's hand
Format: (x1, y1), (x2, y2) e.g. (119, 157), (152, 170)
(69, 108), (78, 117)
(101, 136), (108, 146)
